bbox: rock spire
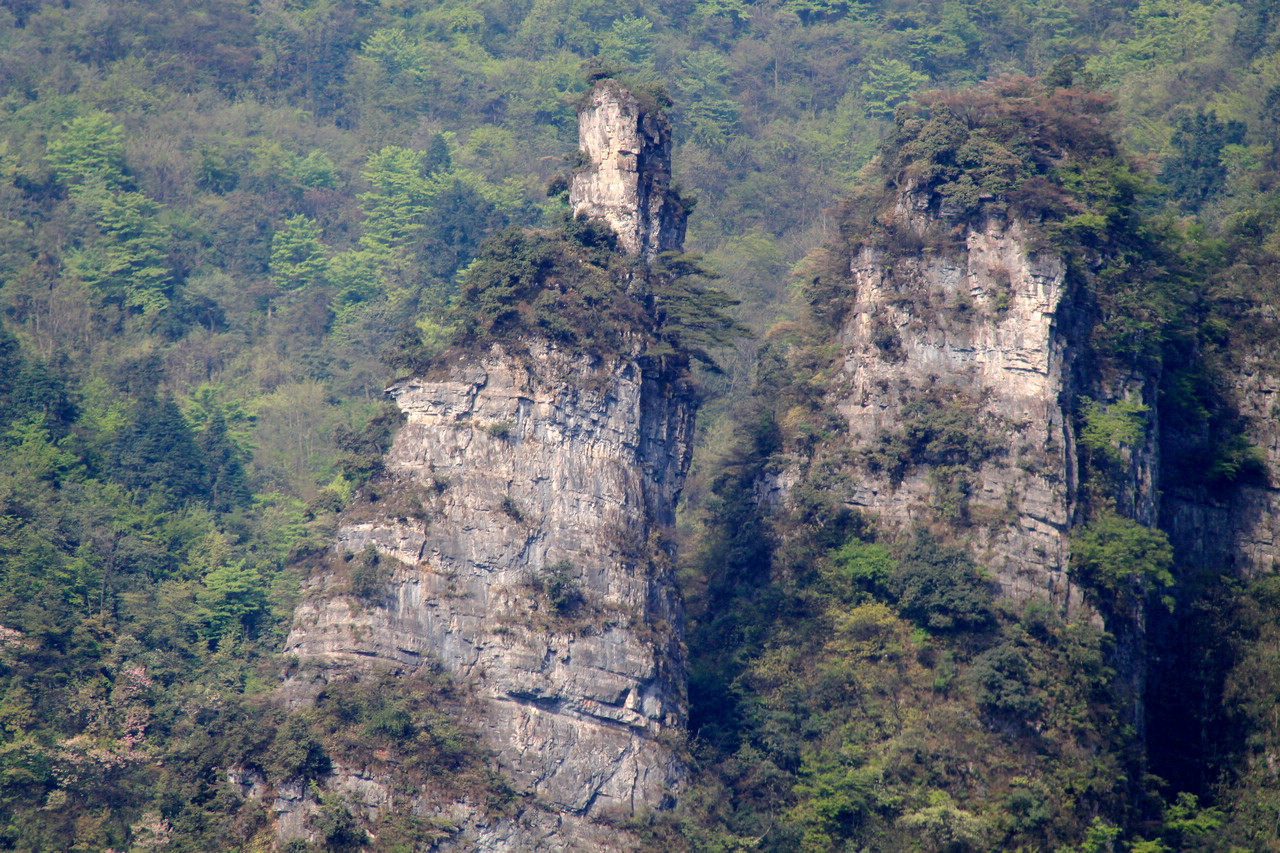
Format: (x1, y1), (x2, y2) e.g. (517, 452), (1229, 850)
(570, 79), (688, 260)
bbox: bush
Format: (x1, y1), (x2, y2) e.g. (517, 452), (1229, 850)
(500, 496), (523, 521)
(349, 545), (392, 600)
(827, 532), (995, 634)
(1069, 508), (1173, 615)
(893, 532), (995, 633)
(484, 420), (513, 439)
(967, 642), (1047, 717)
(863, 389), (1000, 486)
(335, 404), (405, 484)
(529, 560), (586, 617)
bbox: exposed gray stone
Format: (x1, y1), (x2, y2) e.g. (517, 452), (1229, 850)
(280, 340), (695, 849)
(762, 210), (1168, 619)
(823, 216), (1093, 607)
(570, 79), (687, 260)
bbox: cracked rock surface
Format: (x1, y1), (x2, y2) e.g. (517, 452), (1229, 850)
(282, 340), (695, 848)
(570, 79), (687, 260)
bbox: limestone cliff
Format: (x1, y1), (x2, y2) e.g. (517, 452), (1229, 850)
(826, 214), (1086, 604)
(272, 84), (696, 850)
(570, 80), (688, 260)
(283, 342), (694, 847)
(771, 188), (1176, 623)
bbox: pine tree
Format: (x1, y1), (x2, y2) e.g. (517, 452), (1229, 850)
(269, 214), (329, 291)
(199, 411), (250, 514)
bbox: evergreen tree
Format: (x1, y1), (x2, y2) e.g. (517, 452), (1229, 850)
(44, 112), (128, 189)
(199, 411), (250, 514)
(111, 397), (207, 505)
(269, 214), (329, 291)
(1162, 110), (1247, 208)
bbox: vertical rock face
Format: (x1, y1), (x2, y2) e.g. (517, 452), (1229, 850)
(570, 80), (687, 260)
(818, 201), (1280, 605)
(831, 217), (1078, 602)
(285, 342), (695, 847)
(1164, 351), (1280, 575)
(816, 211), (1155, 607)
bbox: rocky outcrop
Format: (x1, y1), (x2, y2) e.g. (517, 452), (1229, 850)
(1164, 351), (1280, 575)
(782, 203), (1159, 616)
(283, 341), (695, 848)
(570, 80), (688, 260)
(276, 84), (697, 850)
(819, 214), (1090, 604)
(811, 195), (1280, 610)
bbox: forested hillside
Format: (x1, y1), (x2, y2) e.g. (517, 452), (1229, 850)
(1, 0), (1279, 849)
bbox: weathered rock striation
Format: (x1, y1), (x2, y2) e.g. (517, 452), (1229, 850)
(790, 201), (1159, 611)
(813, 211), (1086, 606)
(570, 79), (688, 260)
(284, 342), (695, 847)
(807, 192), (1280, 610)
(275, 82), (696, 850)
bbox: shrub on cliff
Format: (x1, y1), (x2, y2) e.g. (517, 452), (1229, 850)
(1069, 508), (1175, 616)
(388, 213), (741, 377)
(879, 76), (1118, 227)
(450, 216), (644, 357)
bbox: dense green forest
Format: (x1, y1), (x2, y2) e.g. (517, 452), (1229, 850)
(1, 0), (1279, 849)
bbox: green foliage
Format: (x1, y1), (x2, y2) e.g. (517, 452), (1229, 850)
(862, 389), (1000, 488)
(892, 532), (996, 633)
(678, 473), (1128, 851)
(0, 0), (1277, 847)
(1080, 396), (1149, 467)
(879, 78), (1119, 227)
(1076, 817), (1122, 853)
(528, 560), (586, 617)
(111, 396), (208, 504)
(1205, 432), (1268, 487)
(198, 554), (267, 641)
(649, 252), (743, 372)
(44, 112), (127, 189)
(826, 536), (896, 591)
(349, 545), (391, 600)
(62, 180), (173, 313)
(861, 59), (928, 119)
(1070, 508), (1174, 615)
(898, 790), (992, 851)
(1079, 395), (1152, 499)
(448, 218), (632, 353)
(270, 215), (329, 292)
(967, 641), (1047, 717)
(827, 532), (994, 634)
(1163, 111), (1247, 209)
(484, 420), (513, 439)
(440, 215), (740, 375)
(333, 403), (404, 484)
(312, 792), (367, 852)
(360, 146), (449, 256)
